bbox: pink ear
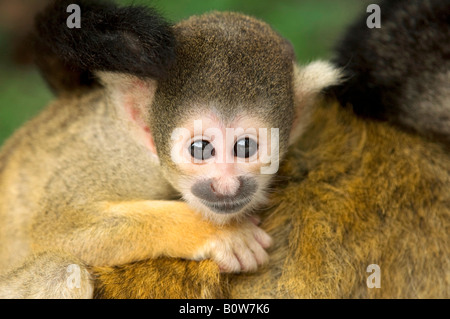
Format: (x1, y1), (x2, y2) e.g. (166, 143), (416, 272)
(97, 72), (158, 155)
(123, 93), (157, 154)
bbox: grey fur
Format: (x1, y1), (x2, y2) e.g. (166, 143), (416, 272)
(332, 0), (450, 146)
(191, 177), (257, 213)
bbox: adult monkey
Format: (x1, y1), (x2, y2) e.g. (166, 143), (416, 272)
(13, 0), (449, 298)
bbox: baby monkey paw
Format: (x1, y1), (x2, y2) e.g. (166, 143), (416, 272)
(195, 217), (273, 273)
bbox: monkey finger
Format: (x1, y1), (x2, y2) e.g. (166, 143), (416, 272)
(216, 252), (241, 273)
(209, 240), (242, 273)
(246, 237), (270, 266)
(253, 227), (273, 249)
(232, 239), (258, 272)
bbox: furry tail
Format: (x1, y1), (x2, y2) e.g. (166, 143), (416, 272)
(331, 0), (450, 146)
(31, 0), (175, 94)
(0, 252), (93, 299)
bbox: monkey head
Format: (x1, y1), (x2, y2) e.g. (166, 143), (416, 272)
(98, 12), (342, 224)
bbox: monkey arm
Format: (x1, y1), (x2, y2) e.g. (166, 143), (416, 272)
(30, 201), (218, 266)
(30, 200), (270, 270)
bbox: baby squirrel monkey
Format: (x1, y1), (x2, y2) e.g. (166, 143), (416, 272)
(0, 0), (341, 297)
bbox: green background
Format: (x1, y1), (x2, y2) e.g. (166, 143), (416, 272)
(0, 0), (367, 146)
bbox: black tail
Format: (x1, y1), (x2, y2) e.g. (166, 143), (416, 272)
(330, 0), (450, 146)
(31, 0), (175, 93)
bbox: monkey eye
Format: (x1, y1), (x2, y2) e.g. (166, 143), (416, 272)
(234, 138), (258, 158)
(190, 140), (215, 161)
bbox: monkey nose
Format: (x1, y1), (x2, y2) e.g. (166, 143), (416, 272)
(210, 177), (241, 197)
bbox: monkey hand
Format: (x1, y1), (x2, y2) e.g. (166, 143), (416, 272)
(193, 217), (272, 273)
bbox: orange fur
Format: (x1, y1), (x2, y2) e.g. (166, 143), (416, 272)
(94, 100), (450, 298)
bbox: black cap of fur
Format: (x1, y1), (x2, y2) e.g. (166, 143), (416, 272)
(329, 0), (450, 144)
(32, 0), (175, 93)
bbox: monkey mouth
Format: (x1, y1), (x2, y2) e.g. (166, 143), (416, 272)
(191, 177), (258, 214)
(201, 199), (251, 214)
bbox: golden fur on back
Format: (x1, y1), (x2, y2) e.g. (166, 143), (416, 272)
(93, 100), (450, 298)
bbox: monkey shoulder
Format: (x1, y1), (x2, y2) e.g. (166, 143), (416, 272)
(0, 88), (171, 205)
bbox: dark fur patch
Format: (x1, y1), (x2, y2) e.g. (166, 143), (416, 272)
(329, 0), (450, 143)
(32, 0), (175, 93)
